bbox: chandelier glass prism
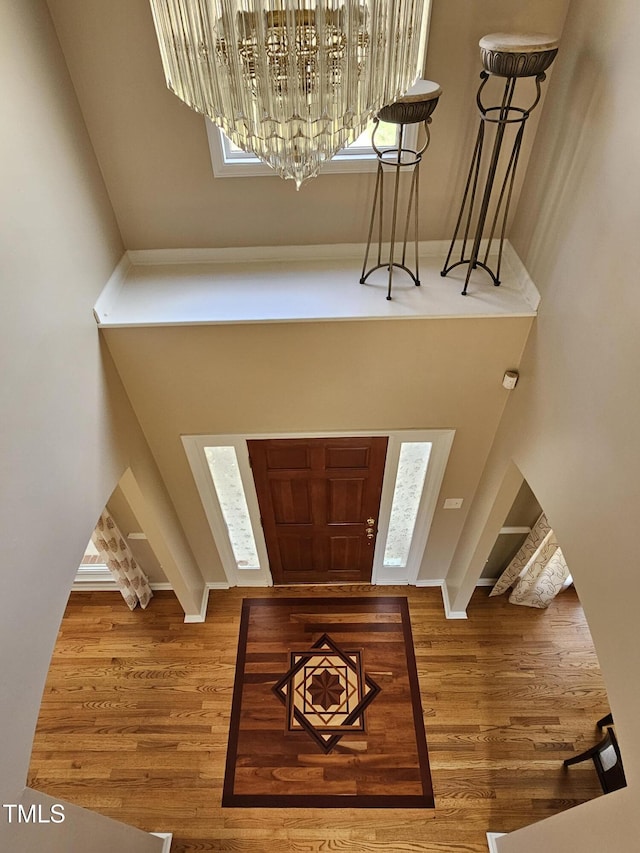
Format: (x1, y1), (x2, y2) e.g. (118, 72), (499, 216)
(149, 0), (430, 188)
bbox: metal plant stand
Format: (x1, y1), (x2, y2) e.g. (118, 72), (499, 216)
(361, 80), (441, 300)
(441, 33), (558, 295)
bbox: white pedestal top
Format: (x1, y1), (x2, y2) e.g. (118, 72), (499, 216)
(479, 33), (559, 53)
(397, 79), (442, 103)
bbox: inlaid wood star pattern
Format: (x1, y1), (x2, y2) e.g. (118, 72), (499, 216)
(309, 670), (343, 710)
(272, 633), (381, 754)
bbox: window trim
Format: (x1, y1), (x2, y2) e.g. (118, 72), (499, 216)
(206, 118), (420, 179)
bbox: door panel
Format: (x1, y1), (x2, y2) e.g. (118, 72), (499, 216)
(276, 534), (316, 574)
(269, 479), (312, 524)
(325, 445), (371, 468)
(248, 437), (388, 585)
(328, 535), (364, 573)
(327, 478), (365, 523)
(266, 445), (311, 470)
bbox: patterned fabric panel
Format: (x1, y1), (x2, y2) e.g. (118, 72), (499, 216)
(91, 510), (153, 610)
(490, 512), (571, 608)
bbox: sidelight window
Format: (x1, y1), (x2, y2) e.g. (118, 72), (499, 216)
(204, 446), (261, 570)
(383, 442), (432, 569)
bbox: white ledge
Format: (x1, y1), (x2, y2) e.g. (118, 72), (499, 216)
(95, 240), (538, 327)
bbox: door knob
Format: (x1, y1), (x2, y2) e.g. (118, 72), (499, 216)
(366, 532), (374, 539)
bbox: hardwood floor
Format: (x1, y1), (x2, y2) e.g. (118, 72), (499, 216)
(29, 585), (609, 852)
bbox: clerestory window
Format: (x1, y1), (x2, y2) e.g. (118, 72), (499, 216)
(206, 118), (419, 178)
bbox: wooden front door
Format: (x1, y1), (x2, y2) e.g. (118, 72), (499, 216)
(247, 437), (388, 585)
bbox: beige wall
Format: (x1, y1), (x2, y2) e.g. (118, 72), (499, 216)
(0, 2), (166, 848)
(103, 316), (532, 584)
(107, 486), (169, 585)
(46, 0), (568, 249)
(447, 0), (640, 849)
(481, 479), (542, 578)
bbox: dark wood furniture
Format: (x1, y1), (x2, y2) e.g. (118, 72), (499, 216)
(597, 712), (614, 729)
(564, 726), (627, 793)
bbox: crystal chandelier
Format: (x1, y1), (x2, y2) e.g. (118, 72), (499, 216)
(148, 0), (430, 188)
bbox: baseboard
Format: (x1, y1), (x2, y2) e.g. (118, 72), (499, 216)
(182, 581), (231, 622)
(71, 580), (117, 591)
(73, 575), (486, 622)
(151, 832), (172, 852)
(414, 579), (468, 619)
(441, 582), (468, 620)
(126, 238), (500, 267)
(487, 831), (506, 852)
(72, 580), (177, 592)
(416, 577), (496, 589)
(70, 579), (231, 622)
(184, 586), (210, 623)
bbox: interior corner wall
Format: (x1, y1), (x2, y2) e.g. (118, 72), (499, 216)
(453, 0), (640, 848)
(0, 1), (161, 849)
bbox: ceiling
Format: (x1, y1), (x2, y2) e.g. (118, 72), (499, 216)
(46, 0), (569, 250)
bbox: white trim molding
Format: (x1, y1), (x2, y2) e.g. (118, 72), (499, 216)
(487, 831), (506, 852)
(71, 580), (117, 592)
(94, 240), (538, 328)
(74, 564), (113, 586)
(71, 579), (230, 596)
(373, 431), (454, 586)
(151, 832), (173, 852)
(182, 436), (274, 589)
(123, 238), (521, 268)
(183, 586), (210, 623)
(502, 242), (539, 311)
(441, 581), (468, 620)
(182, 581), (231, 623)
(415, 579), (468, 619)
(93, 252), (131, 323)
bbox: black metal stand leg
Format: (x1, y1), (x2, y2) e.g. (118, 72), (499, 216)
(360, 82), (441, 299)
(360, 163), (383, 284)
(441, 36), (557, 295)
(360, 127), (427, 299)
(386, 126), (405, 300)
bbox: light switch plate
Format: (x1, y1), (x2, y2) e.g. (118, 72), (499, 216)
(443, 498), (464, 509)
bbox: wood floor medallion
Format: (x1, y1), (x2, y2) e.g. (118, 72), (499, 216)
(222, 597), (434, 808)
